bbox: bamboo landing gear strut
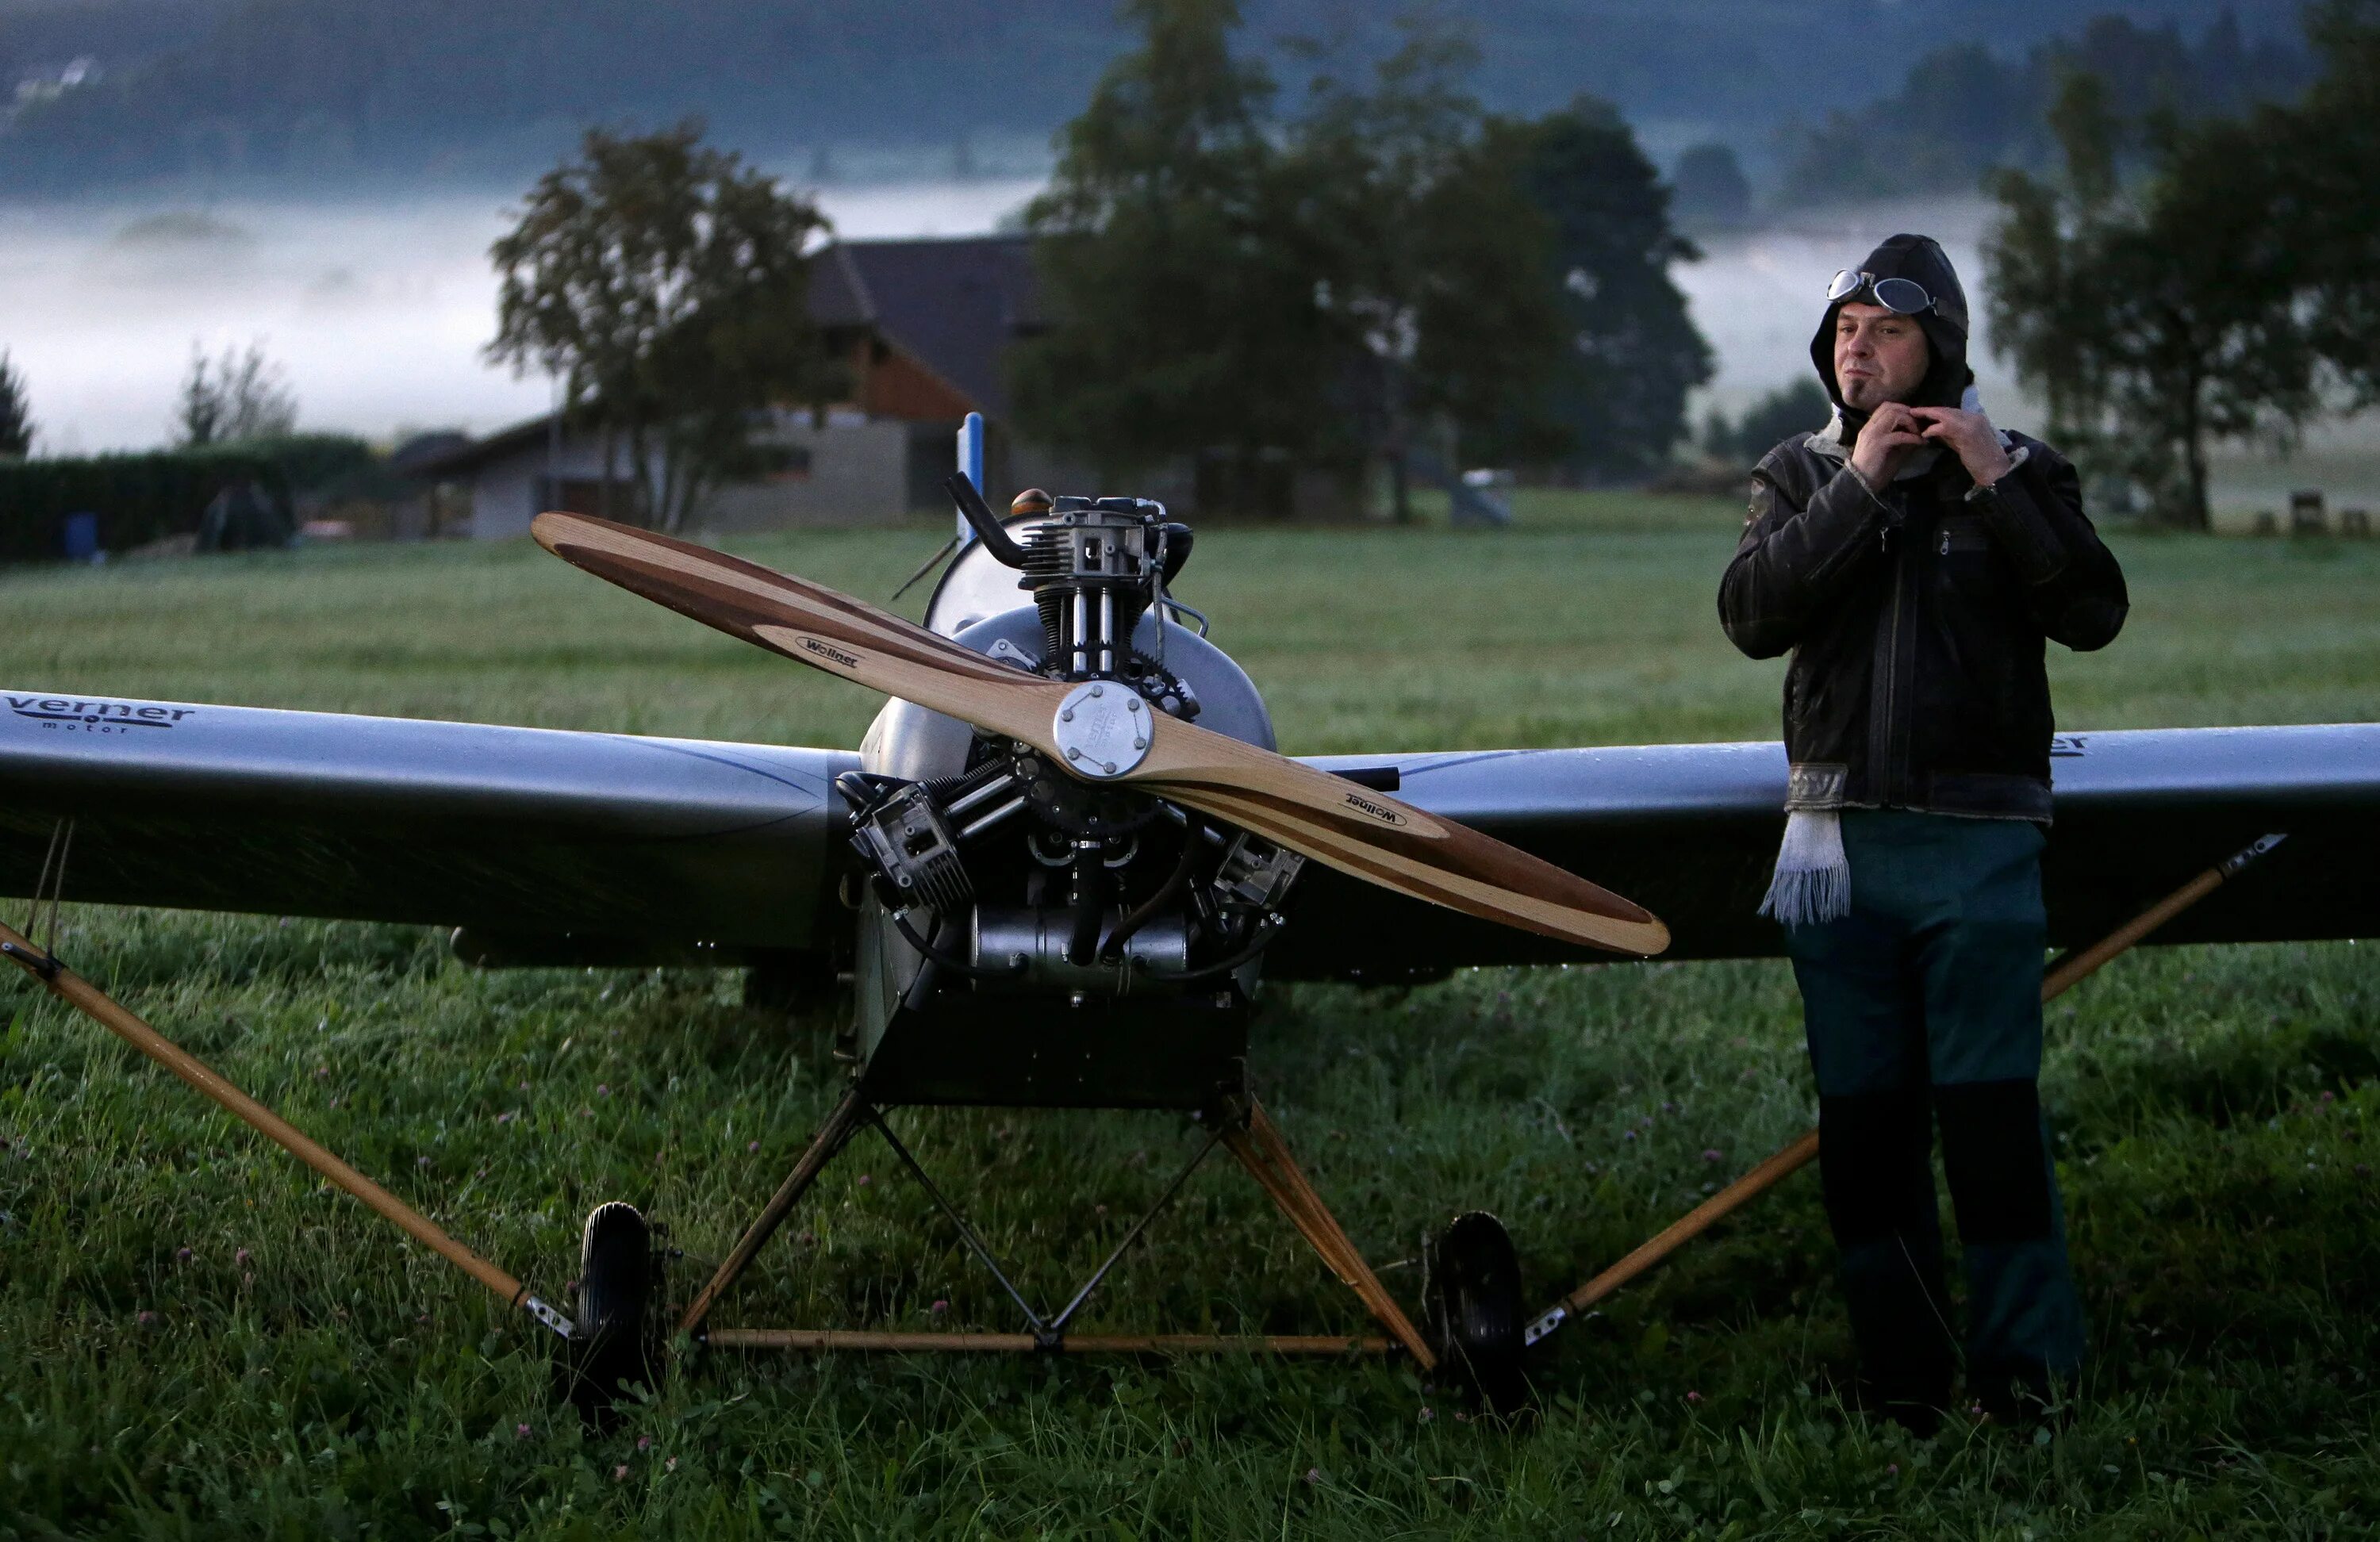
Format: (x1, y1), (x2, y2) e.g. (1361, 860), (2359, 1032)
(681, 1091), (1434, 1367)
(1521, 832), (2290, 1350)
(0, 906), (575, 1341)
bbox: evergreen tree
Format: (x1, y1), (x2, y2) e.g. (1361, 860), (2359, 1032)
(0, 352), (32, 458)
(1671, 142), (1752, 232)
(1018, 4), (1707, 511)
(1705, 379), (1829, 467)
(1488, 99), (1711, 480)
(1781, 12), (2310, 207)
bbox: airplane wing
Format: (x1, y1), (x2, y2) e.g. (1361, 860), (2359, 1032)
(0, 689), (858, 967)
(1270, 723), (2380, 980)
(3, 689), (2370, 980)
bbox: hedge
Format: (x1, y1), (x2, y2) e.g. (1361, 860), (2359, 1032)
(0, 446), (294, 562)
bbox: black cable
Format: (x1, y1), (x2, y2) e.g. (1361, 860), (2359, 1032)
(890, 533), (961, 601)
(943, 474), (1030, 568)
(1100, 818), (1203, 961)
(889, 910), (1026, 980)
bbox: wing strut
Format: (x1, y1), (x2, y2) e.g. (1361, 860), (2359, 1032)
(0, 915), (577, 1341)
(1519, 831), (2290, 1352)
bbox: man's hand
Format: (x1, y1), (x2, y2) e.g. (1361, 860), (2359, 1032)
(1909, 405), (2016, 487)
(1848, 402), (1928, 490)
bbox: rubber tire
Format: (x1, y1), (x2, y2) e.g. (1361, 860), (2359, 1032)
(1428, 1210), (1529, 1415)
(561, 1201), (654, 1426)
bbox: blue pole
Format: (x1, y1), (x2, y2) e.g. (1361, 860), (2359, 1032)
(955, 412), (985, 544)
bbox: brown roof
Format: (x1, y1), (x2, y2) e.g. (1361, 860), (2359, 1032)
(810, 235), (1040, 420)
(411, 234), (1041, 480)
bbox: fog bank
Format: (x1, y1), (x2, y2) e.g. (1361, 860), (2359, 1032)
(0, 179), (1042, 455)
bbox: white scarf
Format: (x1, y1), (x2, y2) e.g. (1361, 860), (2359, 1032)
(1758, 808), (1849, 927)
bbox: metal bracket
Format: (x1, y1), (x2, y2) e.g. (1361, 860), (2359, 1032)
(2222, 832), (2288, 878)
(1522, 1302), (1599, 1349)
(0, 939), (60, 983)
(520, 1292), (578, 1341)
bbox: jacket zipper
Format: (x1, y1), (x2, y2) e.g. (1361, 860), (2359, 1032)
(1871, 519), (1911, 807)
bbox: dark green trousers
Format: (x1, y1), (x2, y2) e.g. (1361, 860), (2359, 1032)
(1784, 809), (2084, 1409)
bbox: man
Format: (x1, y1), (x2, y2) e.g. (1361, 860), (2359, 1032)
(1717, 235), (2128, 1431)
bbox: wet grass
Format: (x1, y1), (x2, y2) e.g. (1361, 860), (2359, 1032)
(9, 493), (2378, 752)
(3, 496), (2379, 1537)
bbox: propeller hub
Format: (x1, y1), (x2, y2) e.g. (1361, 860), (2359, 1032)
(1051, 681), (1151, 780)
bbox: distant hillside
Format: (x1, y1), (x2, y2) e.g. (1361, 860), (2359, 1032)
(1777, 10), (2310, 206)
(0, 0), (2297, 196)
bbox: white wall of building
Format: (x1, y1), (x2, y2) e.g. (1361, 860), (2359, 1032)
(700, 417), (915, 531)
(464, 435), (652, 540)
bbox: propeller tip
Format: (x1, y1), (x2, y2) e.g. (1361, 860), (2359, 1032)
(530, 510), (572, 552)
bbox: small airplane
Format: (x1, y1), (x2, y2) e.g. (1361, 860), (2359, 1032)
(6, 473), (2377, 1413)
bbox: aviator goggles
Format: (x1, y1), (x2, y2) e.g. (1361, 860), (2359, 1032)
(1827, 269), (1937, 315)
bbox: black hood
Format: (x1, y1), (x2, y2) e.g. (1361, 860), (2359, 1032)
(1810, 233), (1974, 423)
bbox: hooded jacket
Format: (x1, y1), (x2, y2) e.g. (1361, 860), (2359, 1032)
(1717, 235), (2128, 821)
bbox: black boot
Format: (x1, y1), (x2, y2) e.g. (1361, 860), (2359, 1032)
(1970, 1357), (2067, 1431)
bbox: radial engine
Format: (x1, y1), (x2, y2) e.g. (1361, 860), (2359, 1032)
(840, 481), (1382, 1108)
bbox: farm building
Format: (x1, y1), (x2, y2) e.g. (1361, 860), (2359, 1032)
(409, 235), (1124, 539)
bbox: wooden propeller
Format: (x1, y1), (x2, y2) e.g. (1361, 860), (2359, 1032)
(533, 512), (1668, 957)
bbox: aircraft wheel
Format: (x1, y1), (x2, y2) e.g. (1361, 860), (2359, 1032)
(1426, 1210), (1529, 1415)
(558, 1201), (658, 1426)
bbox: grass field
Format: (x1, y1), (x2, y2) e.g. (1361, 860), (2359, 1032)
(5, 496), (2380, 1538)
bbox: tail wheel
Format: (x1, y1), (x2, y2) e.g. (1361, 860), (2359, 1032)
(558, 1201), (657, 1425)
(1426, 1210), (1529, 1414)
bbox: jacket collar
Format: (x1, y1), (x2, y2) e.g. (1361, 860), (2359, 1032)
(1808, 404), (2017, 483)
(1809, 407), (1944, 482)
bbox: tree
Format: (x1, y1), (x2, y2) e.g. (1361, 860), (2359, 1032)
(0, 352), (32, 458)
(1781, 43), (2024, 206)
(1779, 14), (2311, 209)
(1670, 142), (1751, 232)
(1288, 15), (1570, 518)
(173, 341), (298, 446)
(487, 121), (838, 532)
(1017, 4), (1696, 516)
(2278, 1), (2380, 408)
(1490, 100), (1711, 480)
(1702, 379), (1830, 466)
(1009, 0), (1338, 501)
(1987, 72), (2320, 529)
